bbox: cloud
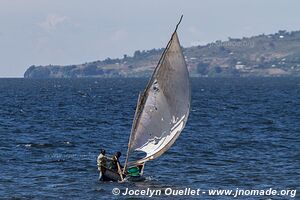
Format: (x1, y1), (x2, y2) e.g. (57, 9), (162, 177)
(38, 14), (68, 30)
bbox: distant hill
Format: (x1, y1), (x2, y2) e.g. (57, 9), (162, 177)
(24, 30), (300, 78)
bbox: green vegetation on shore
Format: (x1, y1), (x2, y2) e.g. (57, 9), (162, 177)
(24, 30), (300, 78)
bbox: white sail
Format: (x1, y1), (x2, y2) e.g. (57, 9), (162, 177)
(125, 19), (190, 166)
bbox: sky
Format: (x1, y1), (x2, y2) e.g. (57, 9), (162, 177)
(0, 0), (300, 77)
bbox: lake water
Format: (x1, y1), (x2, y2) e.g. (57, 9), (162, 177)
(0, 78), (299, 199)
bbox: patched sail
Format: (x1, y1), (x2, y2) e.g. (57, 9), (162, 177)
(125, 19), (190, 166)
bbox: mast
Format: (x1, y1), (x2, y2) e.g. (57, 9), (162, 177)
(123, 92), (142, 173)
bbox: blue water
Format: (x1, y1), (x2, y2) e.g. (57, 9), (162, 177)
(0, 78), (299, 199)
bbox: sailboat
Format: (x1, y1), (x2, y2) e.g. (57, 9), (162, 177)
(101, 15), (191, 182)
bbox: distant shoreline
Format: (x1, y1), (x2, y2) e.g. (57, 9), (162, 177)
(24, 30), (300, 78)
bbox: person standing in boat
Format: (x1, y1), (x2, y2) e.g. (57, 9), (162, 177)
(97, 149), (107, 181)
(110, 151), (123, 172)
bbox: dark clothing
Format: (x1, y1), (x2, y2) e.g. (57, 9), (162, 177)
(110, 156), (122, 171)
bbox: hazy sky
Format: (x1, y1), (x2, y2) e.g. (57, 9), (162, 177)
(1, 0), (300, 77)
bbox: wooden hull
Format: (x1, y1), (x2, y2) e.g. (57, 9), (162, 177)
(101, 168), (124, 182)
(100, 167), (144, 182)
